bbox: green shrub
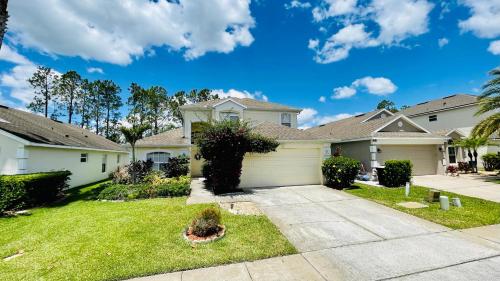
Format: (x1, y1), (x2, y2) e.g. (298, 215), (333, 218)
(97, 176), (191, 200)
(142, 170), (166, 186)
(196, 120), (279, 194)
(162, 155), (190, 178)
(190, 207), (222, 237)
(322, 156), (360, 189)
(458, 161), (471, 173)
(482, 153), (500, 171)
(378, 160), (412, 187)
(96, 183), (134, 200)
(0, 171), (71, 213)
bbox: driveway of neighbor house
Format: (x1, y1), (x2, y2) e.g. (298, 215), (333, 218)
(132, 182), (500, 281)
(413, 174), (500, 203)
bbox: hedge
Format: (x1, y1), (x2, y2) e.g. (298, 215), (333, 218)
(0, 171), (72, 213)
(322, 156), (360, 189)
(378, 160), (412, 187)
(482, 153), (500, 171)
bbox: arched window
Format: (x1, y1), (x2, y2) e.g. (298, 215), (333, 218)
(146, 152), (170, 171)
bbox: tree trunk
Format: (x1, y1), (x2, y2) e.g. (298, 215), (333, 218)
(106, 106), (110, 138)
(131, 144), (136, 184)
(68, 94), (73, 124)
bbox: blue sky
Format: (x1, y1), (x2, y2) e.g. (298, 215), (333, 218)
(0, 0), (499, 128)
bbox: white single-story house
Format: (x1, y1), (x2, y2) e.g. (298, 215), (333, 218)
(400, 94), (500, 167)
(0, 105), (129, 187)
(134, 97), (332, 188)
(306, 109), (463, 176)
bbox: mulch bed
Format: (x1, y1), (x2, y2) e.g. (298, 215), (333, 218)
(183, 225), (226, 243)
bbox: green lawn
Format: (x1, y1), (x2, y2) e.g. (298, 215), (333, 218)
(0, 182), (296, 281)
(347, 183), (500, 229)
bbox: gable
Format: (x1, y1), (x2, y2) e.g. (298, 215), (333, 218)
(378, 118), (427, 133)
(213, 99), (246, 111)
(362, 109), (394, 123)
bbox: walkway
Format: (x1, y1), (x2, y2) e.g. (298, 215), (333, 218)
(413, 174), (500, 203)
(131, 184), (500, 281)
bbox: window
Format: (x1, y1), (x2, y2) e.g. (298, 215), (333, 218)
(147, 152), (171, 171)
(281, 113), (292, 127)
(80, 153), (88, 163)
(220, 112), (239, 121)
(117, 154), (120, 164)
(448, 147), (456, 164)
(101, 155), (107, 173)
(429, 115), (437, 122)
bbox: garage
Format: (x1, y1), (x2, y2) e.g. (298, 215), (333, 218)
(378, 145), (439, 175)
(239, 145), (322, 188)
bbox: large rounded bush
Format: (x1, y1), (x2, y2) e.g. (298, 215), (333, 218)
(378, 160), (412, 187)
(322, 156), (360, 189)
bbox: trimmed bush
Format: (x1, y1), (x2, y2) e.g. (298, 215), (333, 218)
(162, 155), (189, 178)
(322, 156), (360, 189)
(190, 207), (222, 237)
(378, 160), (412, 187)
(482, 153), (500, 171)
(458, 161), (471, 173)
(0, 171), (71, 213)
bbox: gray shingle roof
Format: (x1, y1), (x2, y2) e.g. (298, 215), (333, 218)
(135, 128), (189, 147)
(0, 105), (126, 152)
(306, 110), (441, 141)
(251, 122), (326, 141)
(180, 97), (302, 112)
(400, 94), (477, 117)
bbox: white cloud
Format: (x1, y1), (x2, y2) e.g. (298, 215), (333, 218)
(0, 45), (31, 65)
(312, 0), (359, 22)
(488, 40), (500, 55)
(332, 86), (357, 99)
(212, 89), (268, 101)
(352, 76), (397, 95)
(309, 0), (433, 63)
(459, 0), (500, 39)
(0, 45), (38, 104)
(87, 67), (104, 74)
(318, 96), (326, 102)
(438, 38), (449, 48)
(298, 107), (356, 129)
(285, 1), (312, 9)
(8, 0), (255, 65)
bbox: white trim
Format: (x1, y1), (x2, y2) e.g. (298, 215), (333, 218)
(445, 129), (466, 138)
(361, 109), (395, 123)
(374, 137), (446, 145)
(212, 98), (247, 109)
(372, 115), (431, 134)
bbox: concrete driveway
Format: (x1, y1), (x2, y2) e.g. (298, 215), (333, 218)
(413, 174), (500, 203)
(134, 183), (500, 281)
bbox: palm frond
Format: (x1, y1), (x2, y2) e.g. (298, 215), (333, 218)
(471, 113), (500, 139)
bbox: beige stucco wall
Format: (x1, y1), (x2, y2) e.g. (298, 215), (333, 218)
(409, 105), (497, 131)
(333, 141), (372, 172)
(0, 134), (23, 175)
(380, 119), (424, 132)
(243, 110), (298, 128)
(26, 147), (128, 188)
(182, 110), (211, 138)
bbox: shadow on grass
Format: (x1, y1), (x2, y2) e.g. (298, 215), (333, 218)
(48, 179), (110, 208)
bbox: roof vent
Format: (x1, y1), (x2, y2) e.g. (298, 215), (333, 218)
(85, 135), (88, 138)
(65, 134), (69, 138)
(319, 124), (326, 127)
(443, 94), (456, 99)
(417, 101), (428, 105)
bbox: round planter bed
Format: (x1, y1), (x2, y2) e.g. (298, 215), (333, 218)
(183, 225), (226, 244)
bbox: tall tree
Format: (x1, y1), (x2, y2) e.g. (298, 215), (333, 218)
(167, 89), (218, 125)
(400, 105), (410, 111)
(376, 99), (398, 113)
(88, 80), (104, 135)
(187, 88), (218, 103)
(27, 66), (59, 118)
(472, 68), (500, 139)
(0, 0), (7, 50)
(76, 79), (92, 128)
(99, 80), (122, 139)
(145, 86), (169, 135)
(56, 70), (82, 124)
(126, 83), (148, 126)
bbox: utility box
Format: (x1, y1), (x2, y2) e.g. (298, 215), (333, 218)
(427, 190), (441, 202)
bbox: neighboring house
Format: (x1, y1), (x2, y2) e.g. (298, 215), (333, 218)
(0, 105), (128, 187)
(400, 94), (499, 167)
(306, 109), (458, 176)
(135, 97), (332, 188)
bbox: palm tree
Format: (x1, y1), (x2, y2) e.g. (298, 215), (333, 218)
(454, 137), (489, 173)
(120, 124), (151, 163)
(472, 68), (500, 138)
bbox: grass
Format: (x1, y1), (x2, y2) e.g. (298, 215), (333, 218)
(0, 181), (296, 281)
(346, 183), (500, 229)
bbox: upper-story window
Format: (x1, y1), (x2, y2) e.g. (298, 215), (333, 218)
(281, 113), (292, 127)
(220, 112), (240, 122)
(147, 152), (170, 171)
(80, 153), (88, 163)
(429, 115), (437, 122)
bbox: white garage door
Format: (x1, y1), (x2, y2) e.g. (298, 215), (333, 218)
(378, 145), (438, 176)
(240, 147), (322, 188)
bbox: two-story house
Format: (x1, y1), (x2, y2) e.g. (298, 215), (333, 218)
(134, 97), (332, 188)
(400, 94), (499, 167)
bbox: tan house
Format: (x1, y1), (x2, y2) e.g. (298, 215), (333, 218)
(400, 94), (499, 167)
(306, 109), (458, 176)
(0, 105), (129, 187)
(135, 97), (332, 188)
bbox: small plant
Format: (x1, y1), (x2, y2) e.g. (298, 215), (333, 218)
(127, 160), (153, 183)
(190, 207), (222, 237)
(162, 155), (190, 178)
(446, 165), (458, 176)
(322, 156), (360, 189)
(458, 161), (471, 173)
(482, 153), (500, 171)
(143, 170), (165, 186)
(378, 160), (412, 187)
(110, 166), (132, 184)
